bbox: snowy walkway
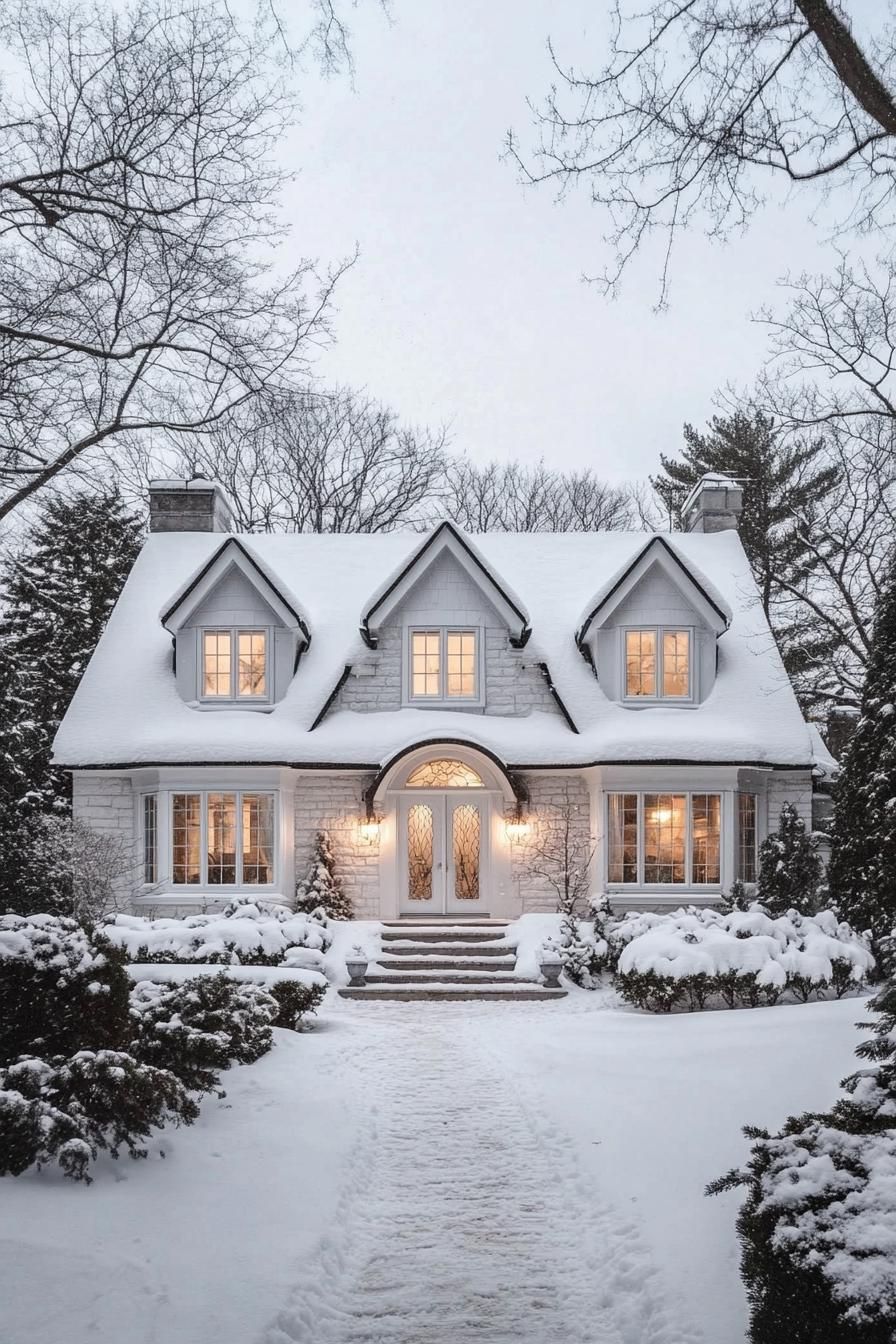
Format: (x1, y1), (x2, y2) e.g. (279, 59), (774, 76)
(265, 1004), (703, 1344)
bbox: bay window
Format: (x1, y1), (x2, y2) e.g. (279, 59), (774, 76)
(143, 794), (157, 884)
(607, 792), (722, 885)
(171, 791), (275, 886)
(624, 628), (691, 700)
(201, 629), (268, 701)
(409, 628), (479, 701)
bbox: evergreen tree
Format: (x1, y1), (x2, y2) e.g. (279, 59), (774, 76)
(295, 831), (352, 920)
(0, 487), (143, 810)
(756, 803), (824, 916)
(827, 556), (896, 956)
(652, 411), (840, 686)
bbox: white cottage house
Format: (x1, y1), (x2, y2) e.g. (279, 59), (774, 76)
(53, 475), (836, 920)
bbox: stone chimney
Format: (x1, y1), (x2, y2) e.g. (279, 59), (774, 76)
(149, 478), (235, 533)
(681, 473), (743, 533)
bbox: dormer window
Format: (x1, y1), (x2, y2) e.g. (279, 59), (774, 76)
(408, 628), (480, 703)
(201, 629), (268, 701)
(624, 628), (691, 700)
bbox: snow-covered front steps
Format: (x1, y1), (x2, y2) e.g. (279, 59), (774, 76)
(339, 920), (567, 1002)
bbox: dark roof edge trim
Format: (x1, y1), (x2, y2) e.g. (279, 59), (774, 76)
(575, 536), (729, 649)
(536, 662), (578, 734)
(61, 757), (814, 772)
(161, 538), (311, 645)
(309, 665), (352, 731)
(364, 737), (526, 811)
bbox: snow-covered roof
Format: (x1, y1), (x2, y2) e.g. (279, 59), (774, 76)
(53, 526), (823, 771)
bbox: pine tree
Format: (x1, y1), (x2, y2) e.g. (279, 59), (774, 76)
(295, 831), (352, 920)
(756, 803), (824, 916)
(0, 487), (143, 810)
(827, 557), (896, 956)
(651, 411), (840, 689)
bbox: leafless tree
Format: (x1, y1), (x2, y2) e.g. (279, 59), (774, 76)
(517, 796), (596, 915)
(444, 457), (637, 532)
(117, 387), (448, 532)
(0, 0), (351, 522)
(510, 2), (896, 299)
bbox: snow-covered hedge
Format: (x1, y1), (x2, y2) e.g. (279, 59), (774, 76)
(0, 913), (130, 1062)
(129, 975), (281, 1094)
(710, 976), (896, 1341)
(102, 899), (331, 970)
(0, 1051), (198, 1183)
(613, 906), (873, 1012)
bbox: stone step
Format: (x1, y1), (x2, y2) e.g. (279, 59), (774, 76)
(365, 972), (523, 985)
(380, 941), (513, 958)
(381, 919), (508, 929)
(338, 984), (567, 1002)
(377, 956), (517, 972)
(380, 928), (509, 944)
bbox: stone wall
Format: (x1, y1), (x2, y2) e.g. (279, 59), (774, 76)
(294, 773), (380, 919)
(72, 773), (139, 908)
(511, 773), (592, 915)
(334, 625), (559, 718)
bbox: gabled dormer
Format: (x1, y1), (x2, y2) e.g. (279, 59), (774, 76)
(161, 537), (309, 710)
(576, 536), (731, 707)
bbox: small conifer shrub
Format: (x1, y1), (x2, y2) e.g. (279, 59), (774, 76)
(295, 831), (352, 920)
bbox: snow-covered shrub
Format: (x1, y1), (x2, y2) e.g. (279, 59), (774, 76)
(614, 906), (873, 1013)
(0, 1051), (198, 1183)
(0, 913), (130, 1063)
(756, 802), (825, 915)
(102, 899), (331, 968)
(295, 831), (352, 920)
(549, 910), (609, 989)
(267, 978), (326, 1031)
(129, 975), (280, 1093)
(709, 975), (896, 1342)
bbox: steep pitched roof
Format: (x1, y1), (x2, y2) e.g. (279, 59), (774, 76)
(161, 537), (310, 642)
(53, 527), (820, 771)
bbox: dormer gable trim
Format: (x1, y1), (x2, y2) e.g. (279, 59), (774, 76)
(160, 537), (310, 645)
(575, 536), (731, 649)
(360, 521), (531, 649)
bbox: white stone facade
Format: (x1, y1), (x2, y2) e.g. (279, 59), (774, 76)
(294, 773), (381, 919)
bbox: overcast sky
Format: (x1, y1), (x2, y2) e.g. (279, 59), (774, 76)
(286, 2), (850, 486)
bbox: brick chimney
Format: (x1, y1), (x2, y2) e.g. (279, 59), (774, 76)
(149, 478), (235, 533)
(681, 473), (743, 533)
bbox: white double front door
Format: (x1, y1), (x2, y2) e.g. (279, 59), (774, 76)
(398, 791), (488, 915)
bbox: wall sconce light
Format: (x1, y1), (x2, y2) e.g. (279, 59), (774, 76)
(359, 813), (381, 844)
(505, 805), (531, 842)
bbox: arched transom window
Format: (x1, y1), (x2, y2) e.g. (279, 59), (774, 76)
(405, 759), (484, 788)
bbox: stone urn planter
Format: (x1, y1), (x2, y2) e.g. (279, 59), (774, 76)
(539, 950), (564, 989)
(345, 954), (368, 987)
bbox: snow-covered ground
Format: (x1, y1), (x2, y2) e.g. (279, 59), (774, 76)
(0, 990), (869, 1344)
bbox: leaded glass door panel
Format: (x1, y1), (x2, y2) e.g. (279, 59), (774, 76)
(398, 792), (487, 914)
(446, 797), (483, 913)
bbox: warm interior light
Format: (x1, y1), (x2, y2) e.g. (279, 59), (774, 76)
(359, 816), (381, 843)
(648, 807), (673, 825)
(505, 808), (531, 841)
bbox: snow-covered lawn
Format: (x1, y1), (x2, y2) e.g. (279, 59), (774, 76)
(0, 990), (869, 1344)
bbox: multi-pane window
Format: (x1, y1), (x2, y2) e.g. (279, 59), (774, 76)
(737, 793), (758, 882)
(624, 628), (691, 700)
(172, 791), (274, 885)
(409, 629), (478, 701)
(143, 795), (157, 883)
(607, 792), (721, 885)
(607, 793), (638, 883)
(201, 630), (267, 700)
(625, 630), (656, 696)
(644, 794), (687, 883)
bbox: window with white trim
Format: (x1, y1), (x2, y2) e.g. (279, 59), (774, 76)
(409, 628), (478, 701)
(607, 792), (721, 885)
(737, 792), (758, 882)
(171, 791), (275, 886)
(143, 794), (157, 883)
(624, 628), (691, 700)
(201, 629), (268, 701)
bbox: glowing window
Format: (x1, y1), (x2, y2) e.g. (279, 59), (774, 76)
(625, 630), (656, 697)
(171, 790), (275, 885)
(644, 794), (687, 883)
(607, 792), (722, 885)
(607, 793), (638, 884)
(691, 793), (721, 884)
(201, 629), (267, 700)
(409, 629), (478, 701)
(405, 759), (484, 788)
(143, 794), (157, 884)
(625, 628), (691, 700)
(738, 793), (757, 883)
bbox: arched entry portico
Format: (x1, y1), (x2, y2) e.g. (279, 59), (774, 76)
(370, 743), (518, 919)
